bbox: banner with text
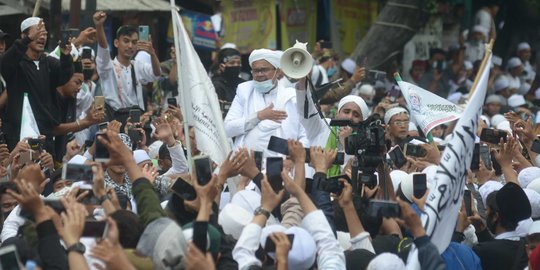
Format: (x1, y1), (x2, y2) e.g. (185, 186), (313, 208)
(280, 0), (317, 48)
(330, 0), (377, 56)
(397, 81), (463, 135)
(221, 0), (277, 54)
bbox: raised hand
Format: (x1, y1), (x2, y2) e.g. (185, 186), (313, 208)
(287, 140), (305, 164)
(93, 11), (107, 26)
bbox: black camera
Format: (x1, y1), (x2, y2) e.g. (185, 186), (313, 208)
(343, 115), (386, 173)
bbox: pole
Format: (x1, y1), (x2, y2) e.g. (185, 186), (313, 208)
(170, 2), (193, 173)
(468, 39), (495, 98)
(32, 0), (42, 17)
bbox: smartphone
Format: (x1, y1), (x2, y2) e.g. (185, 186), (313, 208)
(28, 138), (42, 160)
(138, 25), (149, 42)
(94, 133), (110, 163)
(0, 131), (6, 145)
(128, 129), (141, 150)
(470, 144), (481, 171)
(193, 155), (213, 186)
(329, 119), (352, 127)
(98, 122), (108, 131)
(388, 146), (407, 168)
(266, 157), (283, 193)
(531, 140), (540, 154)
(0, 245), (23, 270)
(404, 143), (427, 158)
(368, 199), (401, 218)
(81, 48), (92, 59)
(320, 41), (332, 49)
(167, 98), (177, 108)
(264, 234), (295, 252)
(94, 96), (105, 112)
(60, 28), (79, 47)
(463, 190), (473, 217)
(62, 164), (94, 183)
(254, 151), (263, 171)
(130, 109), (141, 124)
(480, 128), (508, 144)
(317, 175), (349, 194)
(267, 136), (289, 155)
(334, 152), (345, 165)
(82, 220), (108, 238)
(170, 178), (196, 201)
(359, 173), (377, 189)
(413, 173), (427, 199)
(18, 151), (31, 166)
(44, 199), (66, 213)
(480, 145), (492, 170)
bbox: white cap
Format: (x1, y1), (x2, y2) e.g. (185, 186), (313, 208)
(231, 190), (261, 213)
(367, 253), (406, 270)
(133, 150), (151, 165)
(249, 49), (281, 68)
(496, 120), (512, 133)
(358, 84), (375, 97)
(507, 57), (523, 70)
(260, 225), (317, 270)
(384, 107), (409, 124)
(485, 94), (503, 105)
(519, 167), (540, 188)
(479, 180), (503, 206)
(218, 203), (252, 240)
(472, 25), (489, 37)
(490, 114), (506, 127)
(464, 61), (473, 70)
(507, 94), (526, 108)
(493, 77), (509, 92)
(390, 170), (409, 193)
(221, 43), (237, 49)
(341, 58), (356, 74)
(519, 82), (531, 95)
(528, 220), (540, 235)
(492, 55), (503, 66)
(147, 140), (163, 159)
(518, 42), (531, 52)
(524, 188), (540, 219)
(68, 154), (87, 165)
(534, 87), (540, 100)
(20, 17), (41, 32)
(527, 178), (540, 194)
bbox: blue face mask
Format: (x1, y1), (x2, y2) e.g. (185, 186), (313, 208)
(253, 70), (277, 93)
(327, 66), (337, 77)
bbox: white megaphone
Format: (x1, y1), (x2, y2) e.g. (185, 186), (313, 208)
(280, 40), (314, 79)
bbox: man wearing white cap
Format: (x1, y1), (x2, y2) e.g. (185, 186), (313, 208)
(465, 25), (488, 63)
(1, 17), (74, 152)
(517, 42), (536, 83)
(384, 107), (410, 147)
(506, 57), (523, 91)
(224, 48), (307, 152)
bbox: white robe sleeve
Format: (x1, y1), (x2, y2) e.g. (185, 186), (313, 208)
(232, 223), (263, 270)
(164, 142), (188, 175)
(224, 91), (252, 138)
(295, 89), (331, 147)
(1, 205), (25, 242)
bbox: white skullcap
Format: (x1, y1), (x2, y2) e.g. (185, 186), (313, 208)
(519, 167), (540, 188)
(133, 149), (151, 165)
(490, 114), (506, 128)
(147, 140), (163, 160)
(472, 25), (489, 36)
(493, 77), (509, 92)
(496, 120), (512, 133)
(249, 49), (281, 68)
(367, 253), (405, 270)
(517, 218), (534, 237)
(528, 178), (540, 194)
(508, 94), (526, 108)
(341, 58), (356, 74)
(358, 84), (375, 97)
(218, 203), (252, 240)
(524, 188), (540, 219)
(182, 227), (210, 251)
(384, 107), (409, 124)
(518, 42), (531, 52)
(399, 173), (432, 203)
(231, 190), (261, 213)
(390, 170), (409, 193)
(479, 180), (503, 206)
(337, 95), (370, 121)
(507, 57), (523, 70)
(20, 17), (41, 32)
(261, 225), (317, 270)
(519, 82), (531, 95)
(464, 61), (473, 70)
(221, 43), (237, 49)
(535, 87), (540, 100)
(529, 221), (540, 235)
(492, 55), (503, 66)
(68, 154), (87, 165)
(485, 94), (503, 105)
(408, 122), (418, 131)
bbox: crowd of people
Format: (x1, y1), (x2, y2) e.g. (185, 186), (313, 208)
(0, 2), (538, 269)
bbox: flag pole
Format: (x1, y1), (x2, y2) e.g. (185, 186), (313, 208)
(170, 2), (193, 173)
(468, 39), (495, 98)
(33, 0), (42, 17)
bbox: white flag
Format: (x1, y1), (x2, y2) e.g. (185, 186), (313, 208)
(20, 93), (40, 140)
(170, 9), (231, 165)
(397, 81), (463, 135)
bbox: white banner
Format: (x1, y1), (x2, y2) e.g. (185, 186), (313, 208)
(20, 93), (40, 140)
(397, 81), (463, 135)
(171, 9), (231, 165)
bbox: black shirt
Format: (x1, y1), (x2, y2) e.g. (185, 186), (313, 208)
(212, 75), (245, 102)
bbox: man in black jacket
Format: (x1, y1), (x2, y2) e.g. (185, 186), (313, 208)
(0, 17), (73, 154)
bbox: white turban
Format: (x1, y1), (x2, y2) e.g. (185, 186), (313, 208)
(341, 58), (356, 74)
(249, 49), (281, 69)
(337, 95), (370, 121)
(384, 107), (409, 124)
(21, 17), (41, 32)
(518, 42), (531, 52)
(133, 149), (151, 165)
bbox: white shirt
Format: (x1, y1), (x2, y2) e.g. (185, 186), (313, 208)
(311, 65), (329, 86)
(465, 41), (485, 63)
(96, 45), (158, 111)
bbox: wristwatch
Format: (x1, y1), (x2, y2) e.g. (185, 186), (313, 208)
(96, 194), (111, 204)
(66, 242), (86, 254)
(253, 207), (271, 219)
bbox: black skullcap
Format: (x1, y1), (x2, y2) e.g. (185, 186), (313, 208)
(496, 182), (532, 223)
(429, 48), (446, 58)
(345, 249), (376, 270)
(218, 48), (240, 64)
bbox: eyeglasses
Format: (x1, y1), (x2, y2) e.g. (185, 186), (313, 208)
(391, 120), (409, 127)
(251, 67), (276, 75)
(1, 202), (17, 210)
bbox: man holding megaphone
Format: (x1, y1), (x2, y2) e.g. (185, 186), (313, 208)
(223, 49), (307, 155)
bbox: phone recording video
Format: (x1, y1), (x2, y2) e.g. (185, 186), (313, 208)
(266, 157), (283, 192)
(62, 164), (94, 184)
(254, 151), (263, 171)
(94, 133), (110, 163)
(82, 220), (108, 238)
(138, 25), (149, 42)
(264, 234), (295, 253)
(412, 173), (427, 199)
(128, 129), (141, 150)
(130, 109), (141, 124)
(480, 128), (507, 144)
(267, 136), (289, 155)
(367, 199), (401, 218)
(27, 138), (43, 161)
(388, 146), (407, 168)
(463, 189), (473, 217)
(170, 178), (196, 201)
(404, 143), (427, 158)
(167, 98), (177, 108)
(193, 155), (213, 186)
